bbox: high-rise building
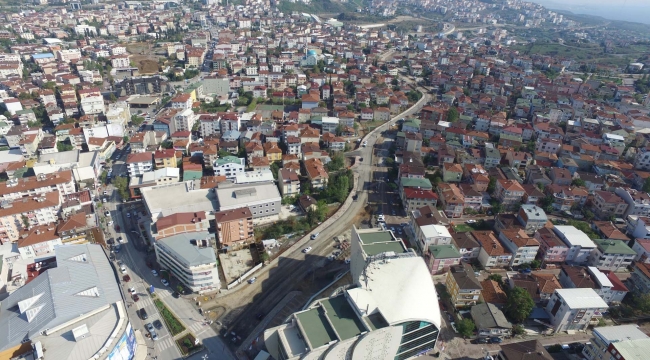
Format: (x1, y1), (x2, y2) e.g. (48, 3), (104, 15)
(263, 226), (441, 360)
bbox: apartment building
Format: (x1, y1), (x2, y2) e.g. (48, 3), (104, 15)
(0, 170), (74, 202)
(552, 226), (596, 264)
(213, 156), (245, 181)
(154, 232), (220, 293)
(214, 182), (281, 221)
(592, 191), (629, 219)
(614, 187), (650, 217)
(545, 288), (607, 332)
(582, 325), (649, 360)
(0, 191), (60, 243)
(446, 263), (483, 308)
(415, 224), (452, 253)
(154, 149), (177, 169)
(588, 239), (635, 272)
(535, 227), (569, 264)
(517, 204), (548, 234)
(494, 179), (525, 210)
(277, 168), (300, 198)
(437, 183), (465, 218)
(498, 228), (540, 267)
(126, 152), (153, 177)
(473, 230), (512, 268)
(215, 207), (254, 246)
(173, 108), (196, 132)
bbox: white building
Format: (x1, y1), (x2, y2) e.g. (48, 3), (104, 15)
(173, 108), (196, 133)
(614, 187), (650, 217)
(80, 95), (105, 115)
(498, 229), (540, 267)
(588, 239), (635, 272)
(582, 325), (649, 360)
(586, 267), (628, 305)
(126, 152), (153, 177)
(213, 156), (245, 181)
(415, 224), (452, 252)
(545, 288), (608, 332)
(155, 231), (220, 293)
(264, 226), (441, 360)
(320, 116), (340, 134)
(552, 226), (596, 264)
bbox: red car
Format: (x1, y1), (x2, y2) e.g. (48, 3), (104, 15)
(123, 275), (131, 282)
(132, 294), (139, 302)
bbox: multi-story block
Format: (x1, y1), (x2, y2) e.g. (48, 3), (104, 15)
(173, 108), (196, 132)
(426, 244), (461, 274)
(588, 239), (635, 271)
(631, 239), (650, 264)
(213, 156), (245, 181)
(545, 288), (607, 332)
(415, 224), (452, 253)
(452, 231), (481, 262)
(517, 204), (548, 234)
(0, 170), (74, 202)
(473, 230), (513, 268)
(171, 94), (193, 110)
(126, 152), (153, 177)
(277, 168), (300, 198)
(303, 158), (328, 190)
(535, 227), (569, 264)
(494, 179), (525, 210)
(592, 191), (629, 219)
(437, 183), (465, 218)
(498, 228), (540, 267)
(552, 226), (596, 264)
(0, 191), (60, 244)
(214, 183), (281, 222)
(446, 263), (483, 308)
(629, 261), (650, 294)
(215, 207), (254, 246)
(402, 188), (438, 213)
(154, 149), (177, 169)
(155, 232), (220, 293)
(582, 325), (649, 360)
(614, 187), (650, 217)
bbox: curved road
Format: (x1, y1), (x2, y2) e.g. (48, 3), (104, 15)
(220, 83), (432, 351)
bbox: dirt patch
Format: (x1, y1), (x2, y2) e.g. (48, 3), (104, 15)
(131, 56), (160, 74)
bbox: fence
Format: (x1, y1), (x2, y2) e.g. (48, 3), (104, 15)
(226, 263), (263, 290)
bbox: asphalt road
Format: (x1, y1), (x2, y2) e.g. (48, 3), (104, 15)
(220, 83), (433, 349)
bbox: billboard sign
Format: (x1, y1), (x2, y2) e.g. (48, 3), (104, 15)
(107, 322), (137, 360)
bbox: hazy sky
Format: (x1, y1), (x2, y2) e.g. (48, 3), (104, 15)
(527, 0), (650, 24)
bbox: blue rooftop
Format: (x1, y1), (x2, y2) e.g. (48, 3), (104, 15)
(32, 53), (54, 59)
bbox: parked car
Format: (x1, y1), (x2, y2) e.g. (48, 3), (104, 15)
(128, 287), (136, 295)
(474, 337), (489, 344)
(145, 323), (158, 340)
(132, 294), (139, 302)
(310, 232), (319, 240)
(123, 275), (131, 282)
(139, 308), (148, 320)
(489, 337), (503, 344)
(153, 320), (163, 330)
(151, 270), (158, 277)
(303, 247), (312, 253)
(161, 278), (169, 286)
(247, 277), (257, 284)
(450, 322), (458, 333)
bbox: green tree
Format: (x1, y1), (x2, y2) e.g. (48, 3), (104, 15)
(490, 200), (504, 216)
(530, 260), (542, 269)
(57, 141), (74, 152)
(505, 287), (534, 323)
(487, 176), (496, 194)
(112, 176), (129, 200)
(633, 293), (650, 313)
(326, 152), (345, 172)
(109, 93), (118, 103)
(130, 114), (145, 126)
(270, 162), (280, 180)
(456, 318), (475, 339)
(512, 324), (526, 336)
(21, 215), (30, 229)
(446, 107), (459, 122)
(571, 178), (586, 187)
(488, 274), (503, 283)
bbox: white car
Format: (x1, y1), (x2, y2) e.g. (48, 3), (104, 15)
(466, 219), (477, 224)
(128, 287), (136, 294)
(161, 278), (169, 286)
(303, 247), (312, 253)
(151, 270), (158, 276)
(107, 221), (114, 226)
(105, 211), (111, 217)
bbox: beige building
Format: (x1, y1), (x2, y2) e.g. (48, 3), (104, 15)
(152, 211), (211, 240)
(215, 207), (254, 246)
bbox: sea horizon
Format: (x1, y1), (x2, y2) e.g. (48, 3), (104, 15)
(526, 0), (650, 25)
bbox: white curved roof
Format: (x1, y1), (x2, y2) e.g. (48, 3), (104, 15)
(347, 256), (441, 329)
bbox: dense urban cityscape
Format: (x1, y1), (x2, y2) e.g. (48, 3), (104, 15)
(1, 0), (650, 360)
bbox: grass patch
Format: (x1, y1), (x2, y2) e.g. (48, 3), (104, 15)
(176, 333), (203, 356)
(154, 299), (186, 336)
(453, 224), (473, 232)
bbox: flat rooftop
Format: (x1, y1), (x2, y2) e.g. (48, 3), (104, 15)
(296, 307), (337, 349)
(362, 241), (407, 256)
(358, 231), (394, 244)
(219, 249), (255, 284)
(320, 296), (366, 341)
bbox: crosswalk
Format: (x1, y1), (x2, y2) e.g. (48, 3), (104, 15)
(156, 335), (175, 351)
(136, 295), (154, 308)
(188, 321), (205, 334)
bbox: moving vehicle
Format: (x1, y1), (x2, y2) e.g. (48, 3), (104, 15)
(151, 270), (158, 277)
(303, 247), (312, 253)
(161, 278), (169, 286)
(247, 277), (257, 284)
(310, 232), (319, 240)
